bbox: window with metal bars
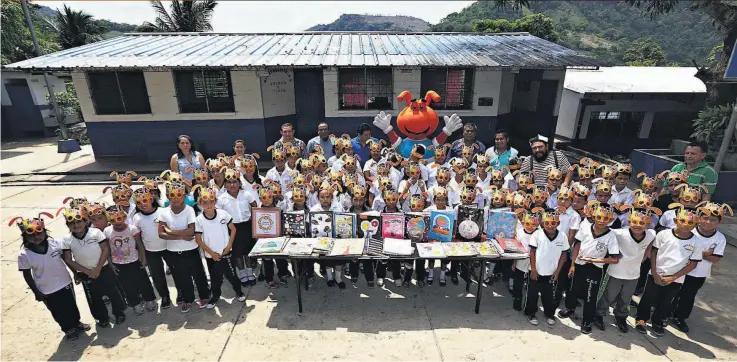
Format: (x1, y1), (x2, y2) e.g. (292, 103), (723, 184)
(174, 70), (234, 113)
(587, 111), (644, 138)
(421, 68), (474, 110)
(87, 71), (151, 115)
(338, 68), (393, 110)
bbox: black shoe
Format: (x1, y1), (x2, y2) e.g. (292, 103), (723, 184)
(161, 296), (172, 309)
(327, 280), (335, 287)
(594, 316), (606, 331)
(451, 275), (459, 285)
(257, 273), (265, 282)
(418, 280), (425, 288)
(615, 317), (628, 333)
(351, 277), (358, 284)
(65, 329), (80, 341)
(652, 324), (665, 336)
(513, 305), (523, 312)
(402, 280), (410, 288)
(75, 322), (91, 332)
(673, 318), (689, 333)
(427, 278), (433, 286)
(557, 308), (574, 318)
(115, 315), (126, 324)
(338, 281), (346, 289)
(635, 320), (647, 334)
(96, 320), (111, 328)
(279, 276), (289, 288)
(176, 295), (184, 304)
(581, 322), (593, 334)
(367, 280), (375, 288)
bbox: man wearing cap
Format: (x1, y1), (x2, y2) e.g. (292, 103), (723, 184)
(521, 136), (572, 187)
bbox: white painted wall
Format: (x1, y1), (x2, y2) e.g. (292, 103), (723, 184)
(2, 71), (78, 126)
(259, 69), (294, 118)
(578, 98), (698, 139)
(556, 89), (583, 139)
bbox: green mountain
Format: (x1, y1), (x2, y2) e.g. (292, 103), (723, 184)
(433, 1), (722, 66)
(307, 14), (431, 31)
(37, 5), (138, 39)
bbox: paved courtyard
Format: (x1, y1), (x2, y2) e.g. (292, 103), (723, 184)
(1, 140), (736, 360)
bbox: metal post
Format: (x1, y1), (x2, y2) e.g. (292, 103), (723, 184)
(714, 101), (737, 172)
(20, 0), (70, 141)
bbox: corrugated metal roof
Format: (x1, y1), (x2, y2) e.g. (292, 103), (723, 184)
(565, 67), (706, 94)
(4, 32), (598, 70)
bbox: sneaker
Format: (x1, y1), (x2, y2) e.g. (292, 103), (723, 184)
(197, 300), (208, 309)
(581, 322), (593, 334)
(351, 277), (358, 284)
(402, 280), (410, 288)
(451, 275), (459, 285)
(133, 304), (145, 316)
(338, 281), (346, 289)
(652, 324), (665, 336)
(176, 295), (184, 304)
(527, 315), (539, 325)
(96, 320), (111, 328)
(616, 317), (629, 333)
(635, 320), (647, 334)
(257, 273), (265, 282)
(673, 318), (689, 333)
(115, 315), (126, 324)
(418, 280), (425, 288)
(327, 280), (335, 287)
(237, 293), (246, 302)
(395, 279), (402, 287)
(594, 316), (606, 331)
(75, 322), (91, 332)
(247, 275), (257, 286)
(181, 302), (191, 314)
(367, 280), (375, 288)
(557, 308), (574, 319)
(439, 277), (447, 287)
(161, 296), (172, 309)
(377, 278), (384, 287)
(512, 302), (523, 312)
(427, 277), (433, 286)
(546, 318), (556, 325)
(267, 281), (279, 289)
(206, 297), (220, 309)
(279, 276), (289, 288)
(65, 329), (80, 341)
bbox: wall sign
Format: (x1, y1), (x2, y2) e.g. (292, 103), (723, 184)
(478, 97), (494, 106)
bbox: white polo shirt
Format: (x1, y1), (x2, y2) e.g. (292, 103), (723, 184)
(18, 239), (73, 295)
(363, 158), (380, 180)
(574, 224), (620, 268)
(132, 208), (167, 252)
(651, 229), (703, 283)
(398, 179), (431, 212)
(514, 224), (536, 272)
(265, 166), (294, 192)
(659, 210), (677, 229)
(689, 227), (726, 278)
(528, 229), (569, 276)
(608, 228), (656, 280)
(195, 209), (233, 258)
(61, 227), (108, 270)
(559, 207), (581, 237)
(426, 162), (449, 188)
(610, 186), (635, 205)
(217, 190), (256, 224)
(159, 206), (198, 252)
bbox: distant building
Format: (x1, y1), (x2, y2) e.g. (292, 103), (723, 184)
(5, 32), (596, 160)
(556, 66), (707, 156)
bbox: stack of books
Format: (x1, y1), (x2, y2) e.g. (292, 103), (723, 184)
(382, 238), (414, 257)
(364, 238), (386, 257)
(281, 238), (316, 256)
(313, 237), (334, 254)
(442, 242), (479, 257)
(493, 237), (528, 257)
(250, 238), (288, 256)
(472, 241), (501, 258)
(328, 238), (365, 257)
(416, 243), (446, 258)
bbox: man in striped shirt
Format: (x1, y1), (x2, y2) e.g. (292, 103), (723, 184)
(521, 137), (572, 187)
(666, 141), (718, 201)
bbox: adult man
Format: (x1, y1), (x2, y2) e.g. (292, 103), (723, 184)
(521, 137), (572, 187)
(486, 129), (518, 171)
(306, 122), (335, 159)
(667, 141), (717, 201)
(448, 123), (486, 161)
(352, 123), (378, 163)
(273, 123), (307, 159)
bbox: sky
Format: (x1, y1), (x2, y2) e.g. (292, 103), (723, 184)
(34, 1), (476, 32)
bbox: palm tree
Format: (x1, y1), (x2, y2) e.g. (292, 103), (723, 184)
(55, 5), (106, 50)
(137, 0), (218, 32)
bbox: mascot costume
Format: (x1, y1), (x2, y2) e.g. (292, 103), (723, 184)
(373, 90), (463, 159)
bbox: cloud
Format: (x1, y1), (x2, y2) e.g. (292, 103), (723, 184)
(34, 1), (474, 32)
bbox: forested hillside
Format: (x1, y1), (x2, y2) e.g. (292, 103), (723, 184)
(307, 14), (431, 31)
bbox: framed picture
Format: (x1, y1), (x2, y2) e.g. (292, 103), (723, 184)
(252, 207), (282, 238)
(309, 211), (333, 238)
(333, 212), (356, 239)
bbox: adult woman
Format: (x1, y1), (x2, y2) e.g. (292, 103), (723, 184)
(170, 135), (205, 183)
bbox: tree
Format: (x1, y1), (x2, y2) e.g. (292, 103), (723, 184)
(473, 19), (513, 33)
(1, 0), (59, 65)
(473, 14), (558, 42)
(623, 37), (666, 66)
(55, 5), (106, 50)
(137, 0), (217, 32)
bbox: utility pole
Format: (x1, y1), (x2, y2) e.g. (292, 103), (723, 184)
(20, 0), (73, 143)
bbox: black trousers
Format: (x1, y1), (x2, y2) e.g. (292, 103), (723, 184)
(79, 264), (126, 323)
(114, 261), (156, 306)
(205, 255), (243, 298)
(349, 260), (375, 281)
(635, 258), (650, 293)
(145, 249), (170, 299)
(554, 255), (572, 305)
(376, 260), (388, 279)
(565, 263), (603, 323)
(44, 284), (82, 332)
(512, 269), (526, 310)
(263, 258), (290, 280)
(525, 275), (556, 318)
(636, 275), (681, 327)
(168, 249), (210, 303)
(232, 221), (253, 263)
(671, 275), (706, 321)
(493, 259), (514, 284)
(413, 259), (426, 281)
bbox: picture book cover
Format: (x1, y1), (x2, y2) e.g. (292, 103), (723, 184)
(283, 211), (307, 237)
(309, 211), (333, 238)
(252, 208), (282, 238)
(495, 237), (527, 254)
(333, 213), (356, 239)
(405, 212), (429, 242)
(282, 238), (315, 255)
(250, 238), (287, 255)
(313, 237), (334, 253)
(357, 212), (382, 239)
(442, 242), (478, 257)
(456, 205), (485, 242)
(382, 238), (413, 256)
(428, 211), (455, 243)
(328, 238), (365, 256)
(473, 241), (501, 257)
(381, 213), (405, 239)
(417, 243), (446, 258)
(486, 209), (517, 241)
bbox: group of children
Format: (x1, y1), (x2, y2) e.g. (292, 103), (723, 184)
(13, 137), (727, 341)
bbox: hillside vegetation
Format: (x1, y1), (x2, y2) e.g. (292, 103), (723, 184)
(307, 14), (431, 32)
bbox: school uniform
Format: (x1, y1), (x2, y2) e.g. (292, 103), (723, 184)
(636, 229), (703, 328)
(553, 208), (581, 305)
(390, 167), (403, 190)
(512, 225), (536, 311)
(195, 210), (244, 299)
(546, 189), (560, 209)
(265, 166), (294, 193)
(329, 156), (362, 173)
(207, 179), (228, 198)
(398, 179), (431, 212)
(610, 186), (635, 205)
(564, 223), (620, 325)
(104, 224), (156, 307)
(363, 158), (380, 181)
(18, 239), (83, 333)
(598, 228), (655, 318)
(525, 229), (569, 319)
(348, 208), (376, 283)
(61, 228), (125, 324)
(670, 227), (725, 322)
(160, 206), (211, 304)
(239, 174), (263, 206)
(216, 190), (257, 272)
(658, 210), (677, 229)
(132, 208), (171, 300)
(426, 162), (449, 188)
(502, 173), (517, 191)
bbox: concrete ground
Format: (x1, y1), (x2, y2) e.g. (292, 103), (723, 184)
(1, 139), (736, 361)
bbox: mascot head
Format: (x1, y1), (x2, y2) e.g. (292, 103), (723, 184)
(396, 90), (440, 140)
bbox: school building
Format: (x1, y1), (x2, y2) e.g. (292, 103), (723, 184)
(4, 32), (597, 161)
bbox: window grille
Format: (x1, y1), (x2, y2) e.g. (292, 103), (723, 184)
(338, 68), (393, 110)
(174, 70), (234, 113)
(88, 71), (151, 115)
(421, 68), (474, 110)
